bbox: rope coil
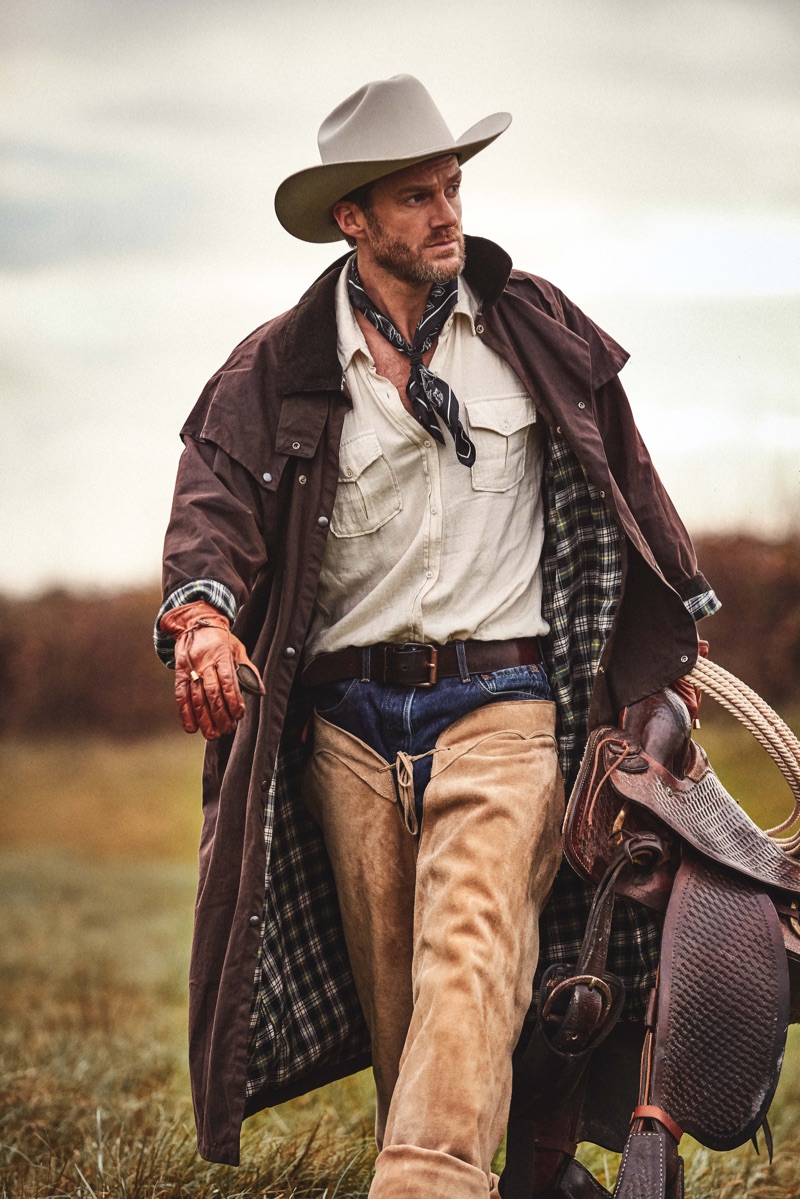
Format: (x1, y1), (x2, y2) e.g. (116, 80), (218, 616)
(688, 657), (800, 855)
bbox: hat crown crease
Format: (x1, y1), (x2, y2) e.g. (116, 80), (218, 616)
(317, 75), (455, 165)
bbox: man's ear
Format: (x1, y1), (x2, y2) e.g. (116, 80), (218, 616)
(332, 199), (367, 243)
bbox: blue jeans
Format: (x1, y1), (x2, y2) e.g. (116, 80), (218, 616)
(311, 661), (552, 824)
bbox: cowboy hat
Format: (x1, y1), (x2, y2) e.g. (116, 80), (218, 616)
(274, 74), (511, 244)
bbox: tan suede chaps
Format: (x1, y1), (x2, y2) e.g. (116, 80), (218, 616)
(302, 700), (564, 1199)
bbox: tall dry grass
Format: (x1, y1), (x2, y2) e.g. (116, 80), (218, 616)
(1, 722), (800, 1197)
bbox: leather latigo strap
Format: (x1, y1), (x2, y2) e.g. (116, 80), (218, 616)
(301, 637), (541, 687)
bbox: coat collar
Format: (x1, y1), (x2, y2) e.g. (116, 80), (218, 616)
(276, 235), (513, 396)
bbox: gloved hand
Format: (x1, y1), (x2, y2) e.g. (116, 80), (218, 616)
(670, 638), (708, 726)
(160, 600), (265, 739)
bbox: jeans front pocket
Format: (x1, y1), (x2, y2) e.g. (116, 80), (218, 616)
(474, 661), (552, 702)
(312, 678), (361, 718)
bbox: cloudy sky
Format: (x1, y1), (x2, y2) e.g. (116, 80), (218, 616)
(2, 0), (799, 595)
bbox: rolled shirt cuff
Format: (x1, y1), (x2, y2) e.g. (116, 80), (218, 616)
(153, 578), (238, 667)
(683, 588), (721, 622)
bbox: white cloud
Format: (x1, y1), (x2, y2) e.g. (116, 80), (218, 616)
(2, 0), (799, 592)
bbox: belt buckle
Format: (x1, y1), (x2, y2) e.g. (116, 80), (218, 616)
(383, 642), (439, 687)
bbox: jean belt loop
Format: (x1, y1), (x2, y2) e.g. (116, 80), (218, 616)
(455, 640), (470, 684)
(360, 646), (371, 683)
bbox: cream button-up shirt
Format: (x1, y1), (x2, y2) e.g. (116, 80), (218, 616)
(305, 261), (550, 657)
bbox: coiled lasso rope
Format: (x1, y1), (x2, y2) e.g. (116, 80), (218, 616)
(688, 656), (800, 856)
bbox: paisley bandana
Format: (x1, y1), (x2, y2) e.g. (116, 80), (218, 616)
(348, 257), (477, 466)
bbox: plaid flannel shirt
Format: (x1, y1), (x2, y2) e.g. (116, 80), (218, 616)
(156, 425), (719, 1100)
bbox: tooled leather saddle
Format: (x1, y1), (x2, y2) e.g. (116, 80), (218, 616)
(500, 688), (800, 1199)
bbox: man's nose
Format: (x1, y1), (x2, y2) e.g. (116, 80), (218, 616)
(430, 193), (459, 227)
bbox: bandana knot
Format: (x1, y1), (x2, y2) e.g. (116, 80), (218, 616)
(348, 258), (476, 466)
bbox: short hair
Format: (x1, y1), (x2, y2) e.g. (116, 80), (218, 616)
(335, 181), (375, 247)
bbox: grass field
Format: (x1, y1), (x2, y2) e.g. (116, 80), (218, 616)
(1, 714), (799, 1197)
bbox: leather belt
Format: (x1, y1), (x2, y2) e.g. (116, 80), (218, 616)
(301, 638), (542, 688)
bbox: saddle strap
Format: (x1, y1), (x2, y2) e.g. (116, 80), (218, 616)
(503, 1110), (614, 1199)
(612, 1127), (684, 1199)
(649, 851), (790, 1149)
(503, 852), (638, 1199)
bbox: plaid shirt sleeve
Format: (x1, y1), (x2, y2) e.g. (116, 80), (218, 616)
(684, 588), (721, 622)
(153, 578), (238, 668)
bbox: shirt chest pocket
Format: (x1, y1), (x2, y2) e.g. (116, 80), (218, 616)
(465, 394), (538, 492)
(330, 430), (403, 538)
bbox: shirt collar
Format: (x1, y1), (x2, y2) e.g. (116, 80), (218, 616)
(335, 257), (367, 372)
(335, 256), (480, 371)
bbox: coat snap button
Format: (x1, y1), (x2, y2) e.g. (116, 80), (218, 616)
(291, 441), (301, 451)
(578, 402), (586, 410)
(260, 777), (269, 792)
(284, 646), (296, 658)
(317, 516), (329, 527)
(599, 490), (606, 498)
(680, 655), (689, 664)
(262, 471), (272, 483)
(298, 474), (307, 484)
(475, 324), (485, 334)
(249, 915), (260, 928)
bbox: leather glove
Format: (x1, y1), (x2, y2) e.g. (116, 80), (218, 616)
(160, 600), (265, 739)
(670, 638), (708, 726)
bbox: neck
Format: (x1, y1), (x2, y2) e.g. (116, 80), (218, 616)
(354, 254), (433, 343)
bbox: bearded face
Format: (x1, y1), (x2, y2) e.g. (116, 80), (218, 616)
(363, 208), (466, 287)
(337, 155), (466, 289)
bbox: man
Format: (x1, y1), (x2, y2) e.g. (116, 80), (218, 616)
(156, 76), (718, 1199)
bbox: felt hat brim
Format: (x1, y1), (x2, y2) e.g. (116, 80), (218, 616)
(274, 111), (511, 244)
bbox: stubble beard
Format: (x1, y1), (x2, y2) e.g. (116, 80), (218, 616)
(364, 213), (466, 286)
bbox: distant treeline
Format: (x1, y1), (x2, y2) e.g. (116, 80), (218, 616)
(1, 535), (798, 738)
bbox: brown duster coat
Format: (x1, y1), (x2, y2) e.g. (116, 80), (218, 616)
(161, 236), (715, 1164)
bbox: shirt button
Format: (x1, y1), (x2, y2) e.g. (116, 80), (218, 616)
(424, 440), (431, 448)
(262, 471), (272, 483)
(425, 571), (433, 579)
(249, 915), (260, 928)
(284, 646), (296, 658)
(317, 516), (329, 527)
(431, 507), (437, 515)
(502, 421), (510, 431)
(345, 468), (354, 477)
